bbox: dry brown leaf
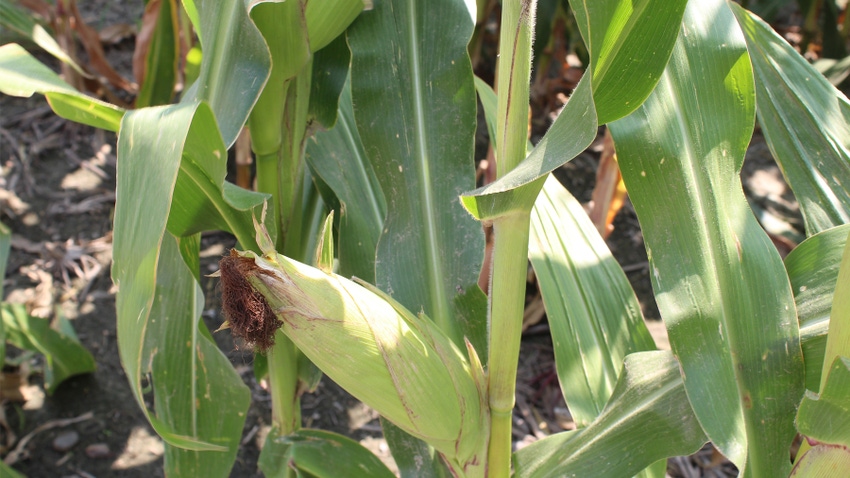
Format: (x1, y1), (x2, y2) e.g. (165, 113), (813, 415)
(67, 0), (136, 92)
(99, 23), (136, 44)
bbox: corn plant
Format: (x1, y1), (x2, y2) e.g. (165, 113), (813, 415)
(2, 0), (850, 476)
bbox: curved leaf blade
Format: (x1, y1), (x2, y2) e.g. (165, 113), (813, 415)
(529, 175), (656, 427)
(1, 303), (96, 394)
(731, 4), (850, 235)
(571, 0), (687, 124)
(512, 351), (706, 477)
(609, 1), (803, 474)
(461, 74), (596, 220)
(182, 0), (270, 146)
(0, 43), (124, 131)
(113, 103), (251, 475)
(259, 428), (395, 478)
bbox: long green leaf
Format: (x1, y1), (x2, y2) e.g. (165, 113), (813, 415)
(181, 0), (270, 146)
(0, 44), (124, 131)
(529, 175), (656, 427)
(348, 0), (486, 351)
(1, 303), (96, 394)
(113, 103), (251, 475)
(0, 0), (85, 75)
(462, 0), (686, 218)
(136, 0), (179, 107)
(512, 351), (706, 477)
(571, 0), (687, 124)
(259, 428), (395, 478)
(731, 4), (850, 235)
(306, 81), (386, 282)
(609, 1), (803, 474)
(785, 224), (850, 391)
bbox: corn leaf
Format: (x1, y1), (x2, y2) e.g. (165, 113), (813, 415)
(113, 103), (252, 475)
(0, 44), (124, 131)
(0, 462), (24, 478)
(529, 175), (656, 427)
(731, 4), (850, 235)
(512, 351), (706, 477)
(0, 303), (96, 395)
(347, 0), (486, 353)
(790, 441), (850, 478)
(785, 224), (850, 391)
(461, 0), (686, 220)
(0, 0), (85, 74)
(306, 81), (386, 283)
(259, 428), (395, 478)
(609, 1), (803, 474)
(571, 0), (688, 124)
(797, 356), (850, 447)
(181, 0), (270, 146)
(135, 0), (180, 107)
(304, 0), (364, 53)
(308, 35), (351, 130)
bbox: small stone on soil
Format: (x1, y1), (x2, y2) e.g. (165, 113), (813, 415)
(85, 443), (111, 459)
(52, 431), (79, 452)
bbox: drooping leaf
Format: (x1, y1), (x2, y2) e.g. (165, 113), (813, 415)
(570, 0), (688, 124)
(513, 351), (706, 477)
(785, 224), (850, 391)
(0, 43), (124, 131)
(259, 428), (395, 478)
(0, 303), (96, 394)
(0, 0), (85, 75)
(529, 175), (656, 427)
(462, 0), (687, 215)
(731, 4), (850, 235)
(304, 0), (364, 53)
(181, 0), (270, 146)
(151, 235), (249, 475)
(609, 1), (804, 475)
(461, 74), (596, 221)
(163, 103), (271, 250)
(306, 81), (385, 283)
(348, 0), (487, 353)
(113, 103), (252, 475)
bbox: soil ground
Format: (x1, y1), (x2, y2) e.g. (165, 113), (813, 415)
(0, 2), (808, 477)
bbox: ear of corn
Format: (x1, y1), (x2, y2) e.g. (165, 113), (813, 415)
(221, 249), (487, 464)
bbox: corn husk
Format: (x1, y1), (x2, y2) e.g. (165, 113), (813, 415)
(221, 249), (487, 464)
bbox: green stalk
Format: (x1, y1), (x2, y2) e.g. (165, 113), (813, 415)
(248, 1), (311, 435)
(487, 1), (537, 477)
